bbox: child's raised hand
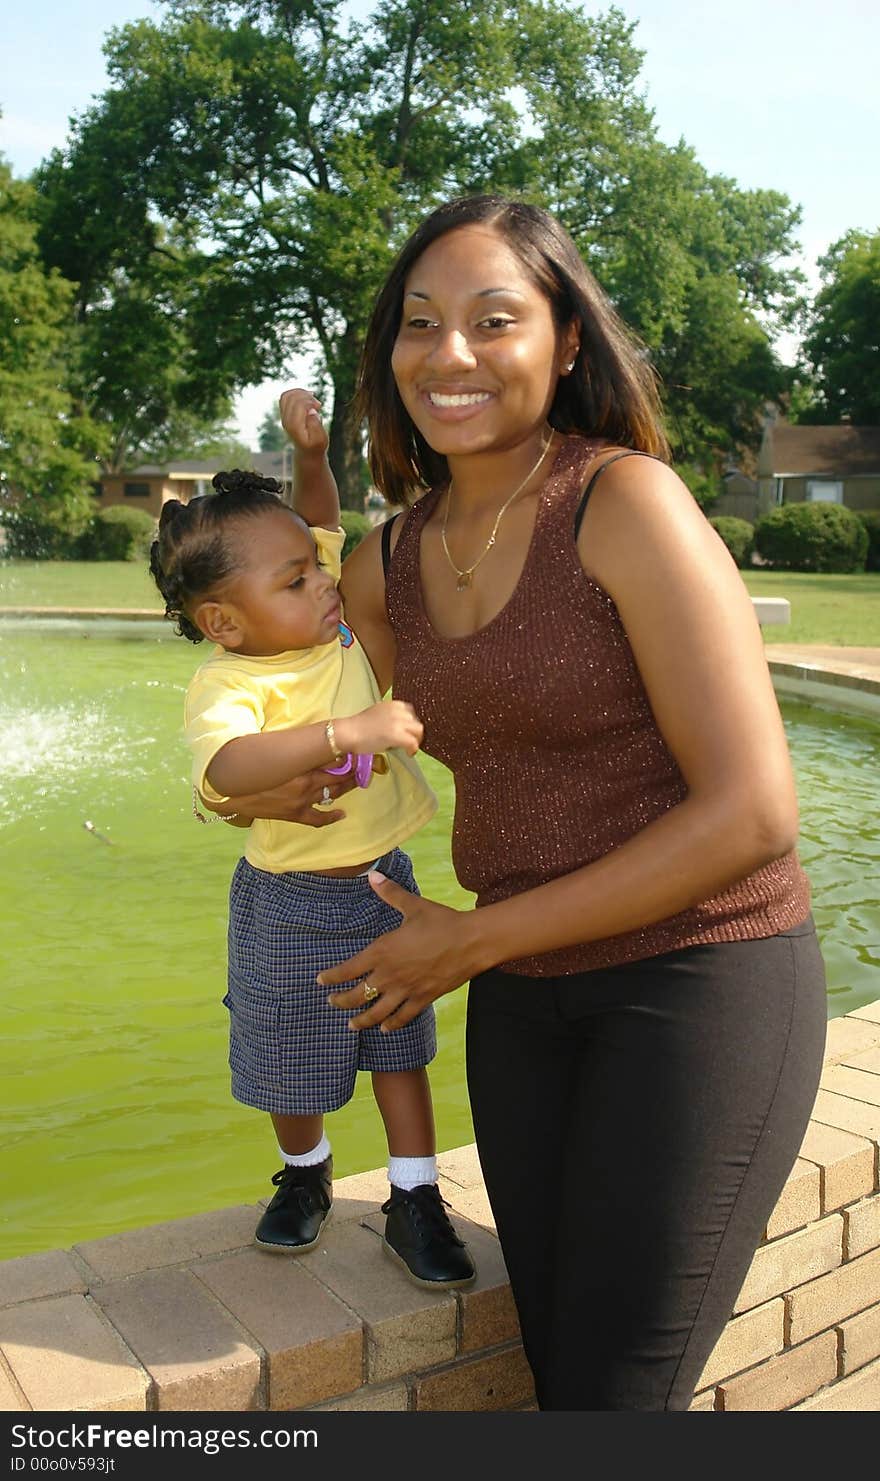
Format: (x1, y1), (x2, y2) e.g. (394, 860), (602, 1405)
(336, 701), (424, 758)
(279, 388), (328, 455)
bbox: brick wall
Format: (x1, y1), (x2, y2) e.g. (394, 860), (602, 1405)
(1, 1002), (879, 1413)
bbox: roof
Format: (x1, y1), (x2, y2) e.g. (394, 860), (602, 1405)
(765, 423), (880, 477)
(122, 451), (288, 479)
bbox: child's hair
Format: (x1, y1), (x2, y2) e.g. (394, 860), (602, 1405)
(149, 469), (287, 643)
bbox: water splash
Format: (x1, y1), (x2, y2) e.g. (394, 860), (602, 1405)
(0, 702), (150, 824)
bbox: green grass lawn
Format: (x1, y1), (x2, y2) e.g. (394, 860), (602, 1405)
(742, 571), (880, 647)
(2, 559), (879, 647)
(0, 560), (161, 610)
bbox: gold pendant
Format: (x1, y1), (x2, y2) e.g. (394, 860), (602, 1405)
(456, 572), (472, 591)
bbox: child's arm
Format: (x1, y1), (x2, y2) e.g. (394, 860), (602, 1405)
(206, 699), (423, 798)
(279, 387), (341, 530)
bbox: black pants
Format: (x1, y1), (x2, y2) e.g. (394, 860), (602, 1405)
(465, 919), (827, 1411)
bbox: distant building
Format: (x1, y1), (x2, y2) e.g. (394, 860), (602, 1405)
(710, 468), (760, 523)
(756, 421), (880, 516)
(95, 451), (289, 521)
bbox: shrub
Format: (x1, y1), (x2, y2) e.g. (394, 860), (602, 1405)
(676, 461), (722, 512)
(0, 511), (80, 559)
(753, 501), (869, 573)
(75, 505), (157, 561)
(340, 510), (372, 562)
(708, 515), (754, 568)
(856, 509), (880, 572)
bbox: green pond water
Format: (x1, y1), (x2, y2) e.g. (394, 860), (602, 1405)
(1, 621), (878, 1262)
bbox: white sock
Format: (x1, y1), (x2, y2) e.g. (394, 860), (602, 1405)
(278, 1134), (331, 1168)
(388, 1154), (438, 1191)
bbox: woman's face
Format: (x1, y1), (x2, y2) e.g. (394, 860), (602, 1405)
(391, 224), (578, 461)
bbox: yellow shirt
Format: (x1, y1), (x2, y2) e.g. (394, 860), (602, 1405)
(184, 527), (437, 872)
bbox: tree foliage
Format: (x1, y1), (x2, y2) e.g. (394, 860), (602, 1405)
(35, 120), (240, 475)
(708, 515), (754, 568)
(32, 1), (805, 504)
(137, 411), (253, 467)
(799, 230), (880, 424)
(257, 404), (286, 451)
(0, 156), (103, 536)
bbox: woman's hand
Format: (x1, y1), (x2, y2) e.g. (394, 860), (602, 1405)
(317, 872), (487, 1030)
(222, 767), (359, 826)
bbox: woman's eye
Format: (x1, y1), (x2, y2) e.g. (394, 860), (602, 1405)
(480, 316), (514, 331)
(405, 316), (437, 330)
(288, 577), (305, 590)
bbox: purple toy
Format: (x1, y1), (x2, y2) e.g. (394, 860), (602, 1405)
(324, 752), (374, 787)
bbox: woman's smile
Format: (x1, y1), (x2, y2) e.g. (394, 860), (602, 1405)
(392, 223), (573, 460)
(425, 389), (494, 409)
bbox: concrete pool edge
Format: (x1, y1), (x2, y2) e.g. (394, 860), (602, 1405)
(5, 609), (879, 721)
(767, 651), (880, 723)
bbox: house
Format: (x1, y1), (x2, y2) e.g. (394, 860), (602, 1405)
(756, 420), (880, 516)
(96, 451), (289, 521)
(709, 468), (759, 523)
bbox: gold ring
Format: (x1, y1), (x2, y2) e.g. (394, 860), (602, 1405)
(362, 980), (379, 1003)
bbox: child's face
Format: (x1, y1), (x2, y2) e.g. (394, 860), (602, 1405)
(216, 508), (341, 656)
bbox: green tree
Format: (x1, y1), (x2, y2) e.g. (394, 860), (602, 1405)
(801, 230), (880, 424)
(36, 1), (804, 501)
(592, 140), (800, 458)
(136, 409), (253, 467)
(35, 120), (241, 475)
(0, 155), (103, 541)
(258, 404), (286, 452)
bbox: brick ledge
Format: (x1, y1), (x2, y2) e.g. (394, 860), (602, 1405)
(1, 1002), (879, 1412)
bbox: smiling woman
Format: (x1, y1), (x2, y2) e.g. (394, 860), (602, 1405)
(261, 194), (832, 1412)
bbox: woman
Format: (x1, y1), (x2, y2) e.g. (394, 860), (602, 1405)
(248, 195), (827, 1411)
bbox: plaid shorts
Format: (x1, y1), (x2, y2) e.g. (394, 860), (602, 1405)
(224, 848), (437, 1114)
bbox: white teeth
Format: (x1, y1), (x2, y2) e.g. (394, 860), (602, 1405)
(428, 392), (491, 407)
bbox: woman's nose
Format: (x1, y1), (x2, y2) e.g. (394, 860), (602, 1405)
(426, 328), (478, 370)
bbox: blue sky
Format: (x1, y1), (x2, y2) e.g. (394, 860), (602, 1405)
(2, 0), (878, 444)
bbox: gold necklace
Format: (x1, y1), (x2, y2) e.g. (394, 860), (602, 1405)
(441, 431), (553, 591)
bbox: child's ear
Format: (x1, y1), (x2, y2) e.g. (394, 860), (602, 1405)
(194, 600), (245, 649)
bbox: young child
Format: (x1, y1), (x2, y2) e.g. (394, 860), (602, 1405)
(148, 390), (474, 1289)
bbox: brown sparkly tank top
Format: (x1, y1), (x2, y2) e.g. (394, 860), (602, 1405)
(386, 434), (811, 975)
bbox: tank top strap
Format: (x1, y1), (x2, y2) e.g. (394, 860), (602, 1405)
(573, 450), (666, 540)
(380, 512), (400, 580)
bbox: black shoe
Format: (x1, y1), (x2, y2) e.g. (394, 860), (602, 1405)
(381, 1183), (476, 1289)
(254, 1155), (333, 1253)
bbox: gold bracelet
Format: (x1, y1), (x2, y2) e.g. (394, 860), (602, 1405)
(325, 719), (344, 762)
(192, 787), (240, 825)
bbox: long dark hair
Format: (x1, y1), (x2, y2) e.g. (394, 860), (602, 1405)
(148, 470), (286, 643)
(355, 194), (670, 506)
